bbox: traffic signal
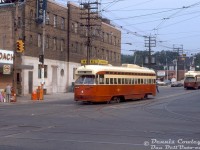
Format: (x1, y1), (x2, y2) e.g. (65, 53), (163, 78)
(39, 55), (44, 64)
(16, 40), (24, 53)
(16, 40), (20, 52)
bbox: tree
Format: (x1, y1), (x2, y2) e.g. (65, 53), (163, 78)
(121, 50), (179, 69)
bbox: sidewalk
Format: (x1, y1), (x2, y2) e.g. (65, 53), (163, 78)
(0, 92), (74, 104)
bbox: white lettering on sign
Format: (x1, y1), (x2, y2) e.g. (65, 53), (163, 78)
(0, 49), (14, 64)
(0, 0), (5, 3)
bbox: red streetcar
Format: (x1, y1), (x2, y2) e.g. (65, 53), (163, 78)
(74, 64), (156, 103)
(184, 71), (200, 90)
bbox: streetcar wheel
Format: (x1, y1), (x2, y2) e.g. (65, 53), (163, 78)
(116, 97), (121, 103)
(113, 96), (121, 103)
(107, 100), (111, 104)
(144, 94), (148, 99)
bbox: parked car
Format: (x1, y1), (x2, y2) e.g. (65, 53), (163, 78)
(156, 80), (165, 86)
(156, 80), (171, 86)
(171, 81), (183, 87)
(163, 80), (171, 86)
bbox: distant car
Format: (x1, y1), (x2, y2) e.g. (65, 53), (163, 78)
(156, 80), (171, 86)
(171, 81), (183, 87)
(156, 80), (165, 86)
(163, 80), (171, 86)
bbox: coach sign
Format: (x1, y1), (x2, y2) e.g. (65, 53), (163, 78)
(36, 0), (47, 24)
(0, 0), (18, 4)
(0, 49), (14, 64)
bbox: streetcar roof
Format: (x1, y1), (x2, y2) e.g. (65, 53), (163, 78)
(185, 71), (200, 77)
(75, 64), (155, 75)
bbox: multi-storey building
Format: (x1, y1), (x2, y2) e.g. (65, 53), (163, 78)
(0, 0), (121, 95)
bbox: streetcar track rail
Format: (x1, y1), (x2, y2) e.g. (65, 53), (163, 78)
(142, 90), (200, 123)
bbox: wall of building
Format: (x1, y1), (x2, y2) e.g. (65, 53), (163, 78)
(67, 2), (121, 66)
(0, 6), (15, 89)
(0, 1), (122, 95)
(22, 56), (68, 94)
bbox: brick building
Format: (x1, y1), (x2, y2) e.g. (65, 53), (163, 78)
(0, 1), (121, 95)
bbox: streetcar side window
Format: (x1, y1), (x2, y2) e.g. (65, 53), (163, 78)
(129, 78), (131, 84)
(132, 78), (135, 84)
(141, 79), (143, 84)
(135, 78), (138, 84)
(149, 79), (151, 84)
(122, 78), (125, 84)
(114, 78), (117, 84)
(138, 79), (141, 84)
(125, 78), (128, 84)
(106, 78), (109, 84)
(145, 79), (148, 84)
(96, 75), (98, 84)
(110, 78), (113, 84)
(118, 78), (121, 84)
(99, 75), (104, 84)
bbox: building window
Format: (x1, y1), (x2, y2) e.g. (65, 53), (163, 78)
(38, 34), (42, 47)
(30, 9), (33, 18)
(46, 35), (49, 49)
(102, 32), (104, 42)
(75, 42), (78, 53)
(53, 37), (57, 50)
(46, 12), (50, 25)
(53, 15), (57, 27)
(38, 64), (48, 78)
(60, 69), (64, 76)
(18, 17), (21, 27)
(94, 47), (97, 57)
(71, 23), (74, 32)
(114, 36), (116, 45)
(107, 33), (109, 43)
(30, 35), (33, 44)
(106, 50), (109, 60)
(80, 43), (83, 54)
(114, 52), (116, 62)
(61, 17), (65, 29)
(61, 39), (64, 51)
(73, 68), (77, 79)
(102, 49), (105, 59)
(74, 22), (78, 33)
(110, 32), (113, 44)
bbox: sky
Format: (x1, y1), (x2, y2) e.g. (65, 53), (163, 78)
(55, 0), (200, 56)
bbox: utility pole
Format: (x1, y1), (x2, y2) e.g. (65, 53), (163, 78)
(37, 0), (47, 85)
(13, 0), (19, 95)
(145, 36), (156, 68)
(79, 0), (101, 65)
(41, 10), (46, 85)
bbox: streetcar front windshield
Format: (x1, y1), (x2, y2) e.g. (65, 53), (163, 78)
(185, 77), (195, 82)
(75, 75), (95, 85)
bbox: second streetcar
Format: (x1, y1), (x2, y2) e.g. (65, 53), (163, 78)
(184, 71), (200, 89)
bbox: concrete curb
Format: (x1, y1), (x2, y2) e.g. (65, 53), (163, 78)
(0, 92), (74, 105)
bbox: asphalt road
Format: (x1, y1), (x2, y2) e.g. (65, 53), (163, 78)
(0, 86), (200, 150)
